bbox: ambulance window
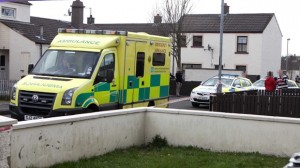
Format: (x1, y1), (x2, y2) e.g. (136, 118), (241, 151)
(136, 52), (145, 77)
(98, 53), (115, 82)
(153, 53), (165, 66)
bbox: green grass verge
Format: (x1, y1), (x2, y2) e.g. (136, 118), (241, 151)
(50, 146), (288, 168)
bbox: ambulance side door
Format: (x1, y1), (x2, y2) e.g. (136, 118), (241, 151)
(133, 42), (147, 103)
(93, 49), (119, 110)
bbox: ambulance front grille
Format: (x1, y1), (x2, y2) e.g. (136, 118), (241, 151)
(18, 91), (56, 116)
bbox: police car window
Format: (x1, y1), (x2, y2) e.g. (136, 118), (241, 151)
(202, 78), (217, 86)
(241, 79), (248, 87)
(233, 79), (241, 87)
(246, 80), (252, 86)
(288, 81), (297, 87)
(253, 80), (264, 87)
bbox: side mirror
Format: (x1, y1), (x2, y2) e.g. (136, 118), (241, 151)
(28, 64), (34, 73)
(94, 69), (114, 85)
(106, 69), (114, 83)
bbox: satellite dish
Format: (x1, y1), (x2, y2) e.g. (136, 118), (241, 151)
(68, 8), (72, 16)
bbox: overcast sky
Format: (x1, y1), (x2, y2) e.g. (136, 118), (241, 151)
(29, 0), (300, 56)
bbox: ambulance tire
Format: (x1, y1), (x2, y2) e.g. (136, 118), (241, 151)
(86, 104), (98, 113)
(148, 101), (155, 107)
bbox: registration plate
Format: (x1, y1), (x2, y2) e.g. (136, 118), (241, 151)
(24, 115), (43, 121)
(198, 96), (209, 100)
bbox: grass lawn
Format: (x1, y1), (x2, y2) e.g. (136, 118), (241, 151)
(50, 146), (288, 168)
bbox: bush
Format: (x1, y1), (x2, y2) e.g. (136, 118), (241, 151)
(147, 135), (168, 148)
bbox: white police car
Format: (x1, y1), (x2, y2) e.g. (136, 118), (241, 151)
(190, 74), (254, 107)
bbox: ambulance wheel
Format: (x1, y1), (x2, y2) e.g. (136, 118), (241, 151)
(86, 104), (98, 113)
(148, 101), (155, 107)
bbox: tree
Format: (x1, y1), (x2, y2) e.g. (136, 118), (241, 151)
(157, 0), (193, 71)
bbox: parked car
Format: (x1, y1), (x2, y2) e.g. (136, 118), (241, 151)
(253, 78), (299, 90)
(190, 74), (254, 107)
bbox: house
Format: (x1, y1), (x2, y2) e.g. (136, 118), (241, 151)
(281, 55), (300, 80)
(0, 1), (71, 80)
(0, 1), (282, 83)
(0, 0), (168, 80)
(180, 5), (282, 81)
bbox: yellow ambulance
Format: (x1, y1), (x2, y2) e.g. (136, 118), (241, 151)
(10, 29), (171, 120)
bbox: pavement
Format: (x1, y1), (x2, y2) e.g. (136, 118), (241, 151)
(0, 95), (189, 116)
(0, 101), (10, 115)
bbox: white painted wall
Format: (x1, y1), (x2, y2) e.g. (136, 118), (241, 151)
(146, 108), (300, 157)
(184, 69), (243, 82)
(0, 2), (30, 23)
(8, 27), (48, 80)
(0, 107), (298, 167)
(11, 109), (145, 168)
(0, 116), (17, 168)
(181, 33), (263, 76)
(261, 16), (282, 78)
(0, 23), (9, 49)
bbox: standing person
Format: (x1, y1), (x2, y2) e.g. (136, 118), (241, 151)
(295, 75), (300, 87)
(277, 70), (288, 89)
(264, 71), (276, 91)
(175, 68), (183, 97)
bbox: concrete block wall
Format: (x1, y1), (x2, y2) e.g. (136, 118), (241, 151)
(0, 117), (17, 168)
(1, 108), (300, 167)
(146, 108), (300, 156)
(10, 108), (145, 168)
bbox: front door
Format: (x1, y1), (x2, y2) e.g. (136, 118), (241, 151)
(0, 54), (8, 80)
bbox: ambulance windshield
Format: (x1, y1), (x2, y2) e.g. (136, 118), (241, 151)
(31, 50), (100, 78)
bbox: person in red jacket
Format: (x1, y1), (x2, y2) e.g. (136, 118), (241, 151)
(265, 71), (276, 91)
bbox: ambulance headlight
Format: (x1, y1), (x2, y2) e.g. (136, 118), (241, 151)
(62, 88), (77, 105)
(11, 84), (17, 100)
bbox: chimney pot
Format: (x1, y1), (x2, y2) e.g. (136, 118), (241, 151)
(224, 3), (230, 14)
(71, 0), (85, 29)
(154, 14), (162, 23)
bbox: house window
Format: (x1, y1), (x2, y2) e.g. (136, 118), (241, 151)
(214, 65), (224, 70)
(182, 64), (202, 70)
(1, 7), (16, 18)
(192, 36), (203, 47)
(236, 65), (247, 72)
(152, 53), (165, 66)
(236, 36), (248, 53)
(180, 35), (187, 47)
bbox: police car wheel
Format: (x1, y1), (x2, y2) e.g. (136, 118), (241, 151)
(192, 102), (199, 107)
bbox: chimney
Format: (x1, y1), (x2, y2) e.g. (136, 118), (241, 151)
(224, 3), (230, 14)
(154, 14), (162, 23)
(71, 0), (84, 29)
(87, 8), (94, 25)
(87, 15), (95, 25)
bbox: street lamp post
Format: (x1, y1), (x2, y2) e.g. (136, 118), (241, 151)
(217, 0), (225, 93)
(286, 38), (290, 78)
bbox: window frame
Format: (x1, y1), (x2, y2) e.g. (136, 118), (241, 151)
(236, 65), (247, 72)
(180, 35), (187, 47)
(97, 53), (115, 83)
(182, 63), (202, 70)
(152, 53), (165, 66)
(236, 36), (248, 54)
(1, 6), (16, 18)
(136, 52), (145, 77)
(192, 35), (203, 47)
